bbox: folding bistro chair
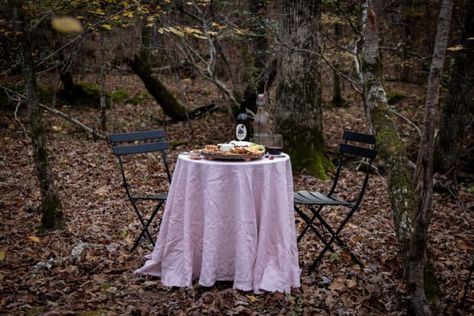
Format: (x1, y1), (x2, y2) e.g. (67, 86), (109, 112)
(110, 129), (171, 252)
(294, 130), (377, 272)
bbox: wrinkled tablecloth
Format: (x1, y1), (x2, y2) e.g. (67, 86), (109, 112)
(136, 154), (300, 293)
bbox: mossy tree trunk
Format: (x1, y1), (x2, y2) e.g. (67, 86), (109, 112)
(275, 0), (331, 179)
(363, 1), (452, 314)
(434, 0), (474, 175)
(130, 23), (189, 122)
(362, 0), (417, 266)
(15, 1), (63, 230)
(130, 51), (189, 121)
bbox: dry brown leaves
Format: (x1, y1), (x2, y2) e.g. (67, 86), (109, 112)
(0, 75), (472, 315)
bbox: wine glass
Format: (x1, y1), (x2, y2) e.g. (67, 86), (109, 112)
(267, 134), (283, 155)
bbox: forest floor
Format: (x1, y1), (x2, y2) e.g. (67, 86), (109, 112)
(0, 74), (472, 315)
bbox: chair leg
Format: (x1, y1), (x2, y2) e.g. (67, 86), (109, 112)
(314, 210), (363, 266)
(129, 200), (163, 252)
(296, 205), (324, 242)
(308, 206), (364, 272)
(295, 205), (336, 252)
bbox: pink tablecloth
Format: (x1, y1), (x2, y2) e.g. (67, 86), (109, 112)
(135, 154), (301, 293)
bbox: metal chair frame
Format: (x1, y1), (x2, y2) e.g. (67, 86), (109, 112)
(110, 129), (171, 252)
(294, 130), (377, 272)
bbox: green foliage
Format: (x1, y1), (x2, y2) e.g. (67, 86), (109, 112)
(111, 88), (128, 104)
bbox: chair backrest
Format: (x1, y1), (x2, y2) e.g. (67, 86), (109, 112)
(110, 129), (172, 197)
(328, 130), (377, 206)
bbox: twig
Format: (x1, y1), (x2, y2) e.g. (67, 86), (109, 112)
(0, 84), (106, 139)
(14, 99), (28, 137)
(276, 38), (363, 94)
(38, 103), (106, 139)
(387, 106), (422, 138)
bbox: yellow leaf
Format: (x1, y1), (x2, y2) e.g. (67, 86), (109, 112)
(183, 26), (202, 35)
(123, 11), (134, 18)
(246, 295), (258, 302)
(169, 26), (184, 37)
(192, 33), (207, 40)
(101, 24), (112, 30)
(93, 8), (106, 16)
(234, 28), (248, 35)
(0, 251), (5, 261)
(28, 236), (41, 243)
(51, 16), (83, 33)
(447, 45), (463, 52)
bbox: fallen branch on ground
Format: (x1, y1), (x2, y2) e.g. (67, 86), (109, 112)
(0, 84), (106, 140)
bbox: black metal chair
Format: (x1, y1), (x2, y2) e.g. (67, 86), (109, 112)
(110, 129), (171, 252)
(294, 130), (377, 272)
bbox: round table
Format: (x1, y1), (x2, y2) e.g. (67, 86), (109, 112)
(136, 153), (301, 293)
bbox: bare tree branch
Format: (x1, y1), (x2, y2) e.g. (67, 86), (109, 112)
(387, 106), (422, 138)
(276, 38), (363, 94)
(38, 4), (138, 67)
(0, 84), (106, 139)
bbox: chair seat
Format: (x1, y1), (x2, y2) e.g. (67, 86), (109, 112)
(130, 193), (168, 201)
(294, 190), (353, 207)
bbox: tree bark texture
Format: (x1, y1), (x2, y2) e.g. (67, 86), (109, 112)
(332, 22), (344, 107)
(362, 0), (418, 263)
(99, 34), (107, 131)
(16, 3), (63, 230)
(275, 0), (330, 179)
(130, 52), (189, 121)
(411, 0), (453, 314)
(434, 0), (474, 174)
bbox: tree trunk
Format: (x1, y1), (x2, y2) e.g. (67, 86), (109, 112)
(275, 0), (331, 179)
(59, 71), (87, 102)
(332, 22), (344, 107)
(130, 22), (189, 122)
(99, 34), (107, 131)
(362, 0), (417, 269)
(411, 0), (453, 315)
(15, 2), (63, 230)
(129, 52), (189, 121)
(434, 0), (474, 175)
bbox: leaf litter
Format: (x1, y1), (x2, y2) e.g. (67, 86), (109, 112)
(0, 75), (472, 315)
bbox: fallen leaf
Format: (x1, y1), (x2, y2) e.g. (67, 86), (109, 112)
(329, 278), (346, 291)
(28, 236), (41, 243)
(346, 279), (357, 288)
(325, 294), (337, 309)
(94, 186), (110, 196)
(0, 251), (4, 261)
